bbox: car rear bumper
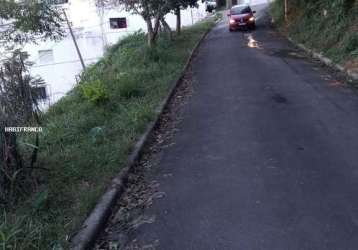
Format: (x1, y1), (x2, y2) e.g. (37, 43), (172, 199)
(229, 21), (255, 30)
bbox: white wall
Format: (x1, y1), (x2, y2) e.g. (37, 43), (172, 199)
(24, 0), (208, 108)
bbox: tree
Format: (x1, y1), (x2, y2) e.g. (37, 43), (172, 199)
(98, 0), (200, 45)
(168, 0), (198, 35)
(0, 0), (63, 205)
(0, 0), (64, 47)
(105, 0), (171, 47)
(0, 50), (43, 204)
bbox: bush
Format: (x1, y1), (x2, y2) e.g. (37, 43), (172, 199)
(0, 212), (43, 250)
(271, 0), (358, 63)
(343, 33), (358, 53)
(270, 0), (284, 24)
(80, 80), (109, 104)
(5, 18), (217, 249)
(117, 78), (144, 99)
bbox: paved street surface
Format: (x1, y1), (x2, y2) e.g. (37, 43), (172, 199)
(129, 2), (358, 249)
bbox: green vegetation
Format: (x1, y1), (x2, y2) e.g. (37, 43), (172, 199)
(80, 79), (109, 104)
(1, 18), (218, 249)
(270, 0), (358, 64)
(1, 0), (63, 213)
(0, 0), (63, 46)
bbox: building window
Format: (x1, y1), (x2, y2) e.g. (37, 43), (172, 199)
(38, 49), (54, 64)
(32, 86), (47, 101)
(109, 18), (127, 29)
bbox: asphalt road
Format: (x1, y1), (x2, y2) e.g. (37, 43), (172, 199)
(129, 3), (358, 250)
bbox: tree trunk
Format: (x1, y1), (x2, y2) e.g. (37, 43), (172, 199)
(146, 16), (161, 48)
(284, 0), (288, 23)
(0, 130), (6, 202)
(1, 131), (23, 203)
(147, 30), (155, 48)
(146, 18), (156, 48)
(226, 0), (232, 9)
(161, 17), (172, 40)
(176, 7), (181, 35)
(30, 133), (39, 170)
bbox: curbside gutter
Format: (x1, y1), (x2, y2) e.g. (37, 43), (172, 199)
(70, 22), (215, 250)
(288, 37), (358, 81)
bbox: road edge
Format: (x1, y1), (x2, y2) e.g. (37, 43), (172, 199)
(288, 37), (358, 81)
(69, 23), (214, 250)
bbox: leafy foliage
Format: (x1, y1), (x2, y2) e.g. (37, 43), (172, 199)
(4, 19), (216, 249)
(80, 80), (109, 104)
(0, 211), (43, 250)
(0, 51), (42, 205)
(0, 0), (64, 206)
(103, 0), (169, 46)
(98, 0), (199, 46)
(0, 0), (64, 47)
(271, 0), (358, 63)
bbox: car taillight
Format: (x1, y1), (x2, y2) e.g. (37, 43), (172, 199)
(229, 19), (236, 24)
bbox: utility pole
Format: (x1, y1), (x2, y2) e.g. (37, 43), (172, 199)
(96, 0), (108, 53)
(227, 0), (232, 9)
(284, 0), (288, 23)
(190, 9), (194, 25)
(62, 9), (86, 70)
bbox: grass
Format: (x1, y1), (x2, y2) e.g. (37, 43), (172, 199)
(270, 0), (358, 64)
(2, 16), (218, 249)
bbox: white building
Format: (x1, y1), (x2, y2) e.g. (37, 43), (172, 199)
(23, 0), (208, 108)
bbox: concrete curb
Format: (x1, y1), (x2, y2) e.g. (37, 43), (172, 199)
(69, 24), (213, 250)
(287, 37), (358, 81)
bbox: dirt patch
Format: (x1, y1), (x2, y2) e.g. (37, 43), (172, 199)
(345, 59), (358, 74)
(269, 48), (307, 60)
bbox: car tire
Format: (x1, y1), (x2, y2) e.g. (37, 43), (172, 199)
(229, 28), (234, 32)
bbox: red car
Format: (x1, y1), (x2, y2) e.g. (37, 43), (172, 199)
(228, 4), (256, 31)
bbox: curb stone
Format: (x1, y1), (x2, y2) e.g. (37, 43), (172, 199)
(69, 22), (214, 250)
(288, 37), (358, 81)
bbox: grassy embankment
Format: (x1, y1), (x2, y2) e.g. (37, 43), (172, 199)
(270, 0), (358, 70)
(0, 16), (218, 249)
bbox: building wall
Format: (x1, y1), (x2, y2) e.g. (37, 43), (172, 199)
(24, 0), (207, 109)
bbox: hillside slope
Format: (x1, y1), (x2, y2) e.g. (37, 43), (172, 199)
(1, 19), (217, 249)
(271, 0), (358, 73)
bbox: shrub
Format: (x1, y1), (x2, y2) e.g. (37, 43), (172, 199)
(0, 212), (42, 250)
(80, 80), (109, 104)
(271, 0), (358, 63)
(270, 0), (284, 24)
(343, 33), (358, 53)
(117, 79), (144, 99)
(6, 18), (216, 249)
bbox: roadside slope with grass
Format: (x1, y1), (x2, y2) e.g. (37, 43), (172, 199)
(1, 18), (218, 249)
(270, 0), (358, 74)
